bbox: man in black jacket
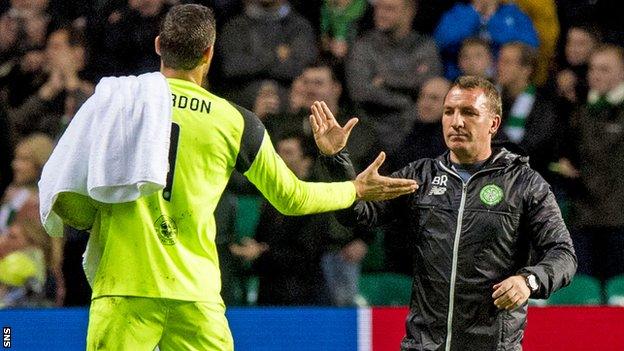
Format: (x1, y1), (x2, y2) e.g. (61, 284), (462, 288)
(309, 76), (577, 351)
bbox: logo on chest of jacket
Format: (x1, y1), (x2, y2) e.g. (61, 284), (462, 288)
(155, 215), (178, 245)
(480, 184), (504, 206)
(429, 175), (448, 195)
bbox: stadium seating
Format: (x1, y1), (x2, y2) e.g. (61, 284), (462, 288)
(606, 275), (624, 306)
(546, 274), (602, 305)
(359, 273), (412, 306)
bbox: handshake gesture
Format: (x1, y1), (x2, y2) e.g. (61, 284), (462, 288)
(309, 101), (418, 201)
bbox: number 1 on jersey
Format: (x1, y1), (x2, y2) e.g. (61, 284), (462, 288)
(163, 122), (180, 201)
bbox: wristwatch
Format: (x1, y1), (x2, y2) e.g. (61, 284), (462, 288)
(524, 274), (539, 293)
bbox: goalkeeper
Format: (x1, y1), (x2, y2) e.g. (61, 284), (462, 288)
(53, 4), (417, 351)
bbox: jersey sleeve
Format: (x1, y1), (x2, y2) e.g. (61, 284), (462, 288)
(231, 104), (356, 215)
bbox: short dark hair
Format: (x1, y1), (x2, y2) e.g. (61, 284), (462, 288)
(159, 4), (216, 70)
(449, 76), (502, 116)
(276, 131), (316, 159)
(304, 58), (339, 83)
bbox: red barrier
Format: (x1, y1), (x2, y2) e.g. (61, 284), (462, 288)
(371, 306), (624, 351)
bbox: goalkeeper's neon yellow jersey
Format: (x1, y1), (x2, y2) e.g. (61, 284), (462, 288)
(88, 78), (356, 302)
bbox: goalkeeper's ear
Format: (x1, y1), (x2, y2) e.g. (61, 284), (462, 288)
(155, 36), (162, 57)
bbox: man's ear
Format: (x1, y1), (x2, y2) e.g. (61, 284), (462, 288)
(201, 45), (214, 65)
(490, 114), (501, 135)
(155, 36), (161, 56)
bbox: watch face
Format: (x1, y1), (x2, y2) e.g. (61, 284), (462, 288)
(527, 275), (538, 291)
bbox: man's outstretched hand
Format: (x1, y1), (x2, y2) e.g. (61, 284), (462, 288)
(353, 152), (418, 201)
(309, 101), (358, 156)
(310, 100), (418, 201)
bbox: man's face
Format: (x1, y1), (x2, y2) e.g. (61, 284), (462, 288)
(497, 46), (527, 88)
(45, 30), (70, 61)
(374, 0), (412, 33)
(565, 28), (596, 66)
(459, 44), (492, 78)
(11, 144), (38, 186)
(417, 78), (450, 123)
(588, 50), (624, 95)
(302, 67), (340, 107)
(442, 87), (499, 161)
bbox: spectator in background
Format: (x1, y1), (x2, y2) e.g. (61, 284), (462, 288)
(513, 0), (560, 86)
(8, 27), (93, 139)
(98, 0), (169, 77)
(0, 133), (63, 305)
(496, 42), (559, 177)
(346, 0), (441, 156)
(569, 45), (624, 283)
(230, 133), (331, 306)
(219, 0), (317, 108)
(0, 7), (50, 109)
(320, 0), (368, 61)
(434, 0), (539, 80)
(0, 219), (49, 308)
(0, 134), (53, 234)
(457, 38), (494, 80)
(551, 25), (601, 180)
(556, 24), (601, 107)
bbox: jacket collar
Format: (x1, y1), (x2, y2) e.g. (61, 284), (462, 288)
(437, 147), (527, 170)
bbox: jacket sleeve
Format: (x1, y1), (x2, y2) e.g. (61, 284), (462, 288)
(318, 150), (412, 229)
(517, 171), (577, 299)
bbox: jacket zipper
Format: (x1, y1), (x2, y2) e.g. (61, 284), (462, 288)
(438, 161), (504, 351)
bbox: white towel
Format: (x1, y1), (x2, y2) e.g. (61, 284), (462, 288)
(39, 72), (172, 237)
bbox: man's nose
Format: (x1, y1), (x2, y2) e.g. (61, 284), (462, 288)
(450, 112), (464, 128)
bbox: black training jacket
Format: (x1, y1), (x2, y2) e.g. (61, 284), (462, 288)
(321, 148), (577, 351)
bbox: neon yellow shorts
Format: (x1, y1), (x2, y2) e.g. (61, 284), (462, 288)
(86, 296), (233, 351)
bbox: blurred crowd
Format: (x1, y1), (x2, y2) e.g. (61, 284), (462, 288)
(0, 0), (623, 308)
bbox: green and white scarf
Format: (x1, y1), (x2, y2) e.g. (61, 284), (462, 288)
(504, 84), (536, 143)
